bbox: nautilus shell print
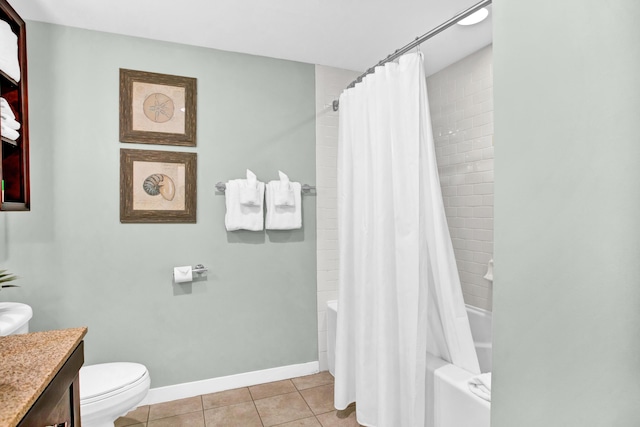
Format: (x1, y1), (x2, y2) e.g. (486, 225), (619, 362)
(143, 174), (176, 201)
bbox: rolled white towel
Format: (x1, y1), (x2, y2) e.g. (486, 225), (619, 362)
(1, 122), (19, 141)
(0, 97), (15, 119)
(468, 372), (492, 402)
(0, 21), (20, 82)
(274, 170), (295, 207)
(239, 169), (262, 206)
(1, 114), (20, 130)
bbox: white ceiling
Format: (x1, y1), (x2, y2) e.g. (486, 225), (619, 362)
(8, 0), (492, 76)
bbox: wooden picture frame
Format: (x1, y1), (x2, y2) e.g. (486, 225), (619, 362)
(119, 69), (197, 146)
(120, 149), (197, 223)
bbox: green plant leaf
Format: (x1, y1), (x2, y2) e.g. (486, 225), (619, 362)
(0, 269), (19, 285)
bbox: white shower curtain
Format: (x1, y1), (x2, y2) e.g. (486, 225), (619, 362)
(334, 53), (480, 427)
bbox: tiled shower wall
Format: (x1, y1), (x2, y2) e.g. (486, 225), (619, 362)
(426, 45), (494, 311)
(315, 65), (360, 371)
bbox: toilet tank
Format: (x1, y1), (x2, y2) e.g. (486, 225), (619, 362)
(0, 302), (33, 336)
(326, 300), (338, 376)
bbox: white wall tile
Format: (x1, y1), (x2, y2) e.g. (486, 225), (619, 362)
(318, 329), (328, 352)
(316, 65), (361, 368)
(318, 310), (328, 333)
(427, 45), (494, 312)
(316, 290), (339, 312)
(319, 351), (329, 372)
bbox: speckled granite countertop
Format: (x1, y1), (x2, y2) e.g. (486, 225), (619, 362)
(0, 327), (87, 427)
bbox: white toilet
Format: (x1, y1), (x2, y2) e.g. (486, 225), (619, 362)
(80, 362), (151, 427)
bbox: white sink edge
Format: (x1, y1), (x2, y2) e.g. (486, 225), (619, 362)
(0, 302), (33, 336)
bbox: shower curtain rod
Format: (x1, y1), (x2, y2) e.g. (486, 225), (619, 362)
(332, 0), (492, 111)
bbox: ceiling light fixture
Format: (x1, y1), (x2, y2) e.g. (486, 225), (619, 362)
(457, 8), (489, 26)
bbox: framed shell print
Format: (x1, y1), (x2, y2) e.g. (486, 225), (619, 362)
(120, 149), (197, 223)
(119, 69), (197, 146)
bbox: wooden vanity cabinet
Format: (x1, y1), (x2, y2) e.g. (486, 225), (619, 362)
(0, 0), (30, 211)
(18, 341), (84, 427)
(0, 328), (87, 427)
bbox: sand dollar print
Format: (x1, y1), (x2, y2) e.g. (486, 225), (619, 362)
(142, 93), (175, 123)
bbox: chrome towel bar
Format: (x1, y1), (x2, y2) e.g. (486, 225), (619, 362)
(214, 182), (316, 193)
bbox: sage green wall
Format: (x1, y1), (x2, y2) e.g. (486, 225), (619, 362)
(0, 22), (317, 388)
(493, 1), (640, 426)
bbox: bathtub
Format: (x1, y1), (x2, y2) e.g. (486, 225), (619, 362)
(326, 301), (492, 427)
(466, 304), (493, 373)
(429, 305), (492, 427)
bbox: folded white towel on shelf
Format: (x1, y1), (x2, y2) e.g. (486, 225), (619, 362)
(266, 179), (302, 230)
(1, 122), (19, 141)
(468, 372), (492, 402)
(225, 179), (265, 231)
(0, 21), (21, 82)
(239, 169), (262, 206)
(274, 171), (295, 207)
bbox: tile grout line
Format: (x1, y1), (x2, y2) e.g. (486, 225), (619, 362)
(250, 391), (266, 427)
(200, 395), (204, 426)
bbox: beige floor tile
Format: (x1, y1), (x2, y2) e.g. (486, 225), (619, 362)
(274, 416), (322, 426)
(202, 387), (252, 410)
(204, 401), (262, 427)
(249, 379), (297, 400)
(147, 411), (205, 427)
(116, 405), (150, 426)
(300, 384), (335, 415)
(254, 391), (314, 426)
(148, 396), (203, 421)
(316, 406), (363, 427)
(292, 372), (334, 391)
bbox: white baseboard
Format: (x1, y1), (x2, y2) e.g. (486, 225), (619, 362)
(140, 361), (320, 406)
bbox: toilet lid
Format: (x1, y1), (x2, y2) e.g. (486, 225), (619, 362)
(80, 362), (148, 401)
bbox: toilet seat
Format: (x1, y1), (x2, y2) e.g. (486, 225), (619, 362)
(80, 362), (150, 427)
(81, 362), (148, 404)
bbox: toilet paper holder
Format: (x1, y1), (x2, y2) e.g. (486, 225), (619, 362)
(173, 264), (208, 277)
(192, 264), (208, 274)
(173, 264), (208, 285)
